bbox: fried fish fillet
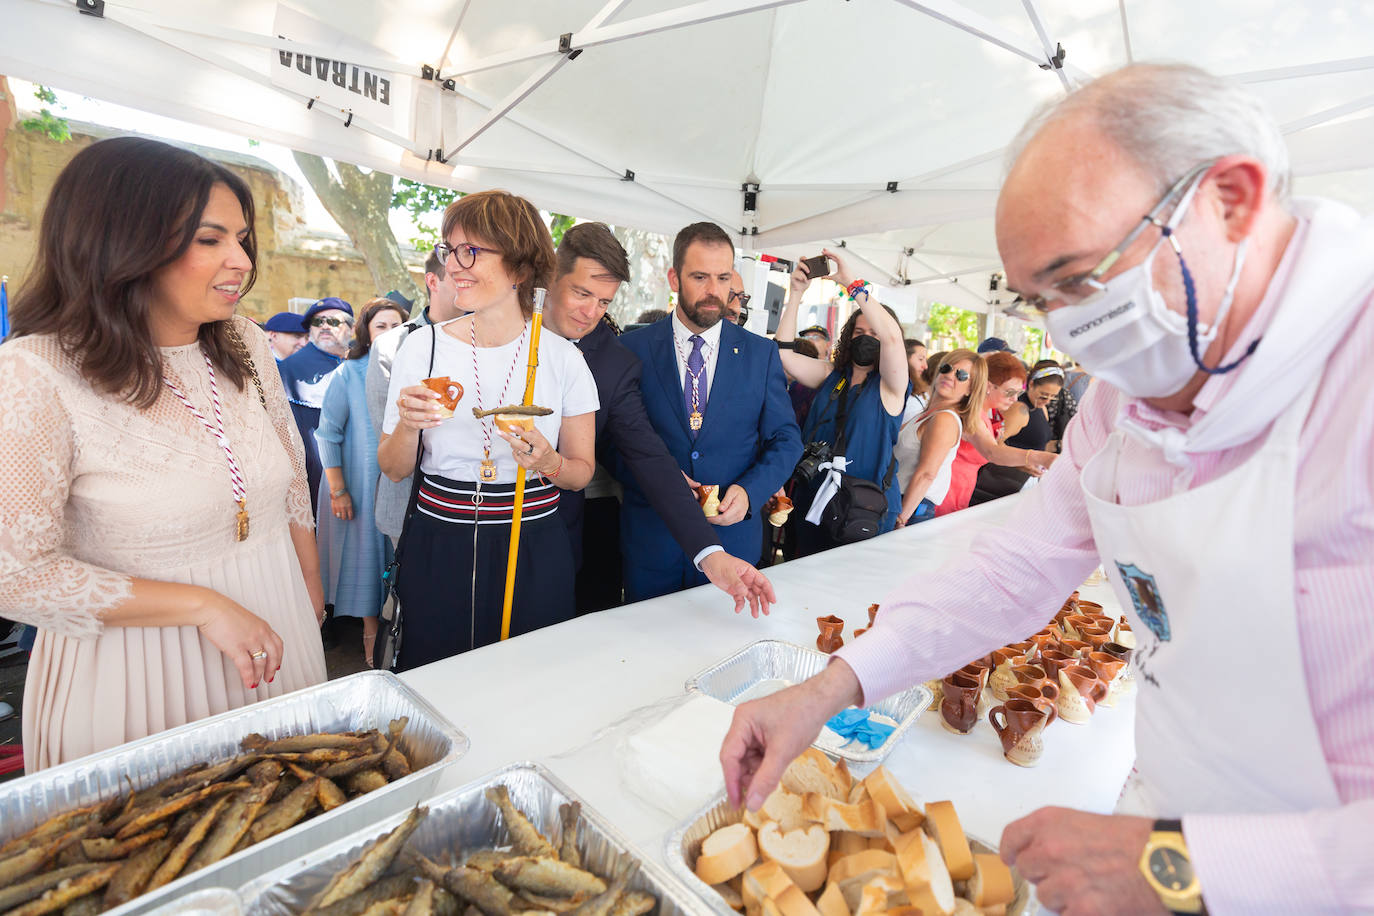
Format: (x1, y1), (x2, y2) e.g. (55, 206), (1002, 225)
(310, 806), (428, 909)
(493, 857), (607, 898)
(485, 787), (557, 859)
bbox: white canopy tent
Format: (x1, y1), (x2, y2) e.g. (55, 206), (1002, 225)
(5, 0), (1374, 310)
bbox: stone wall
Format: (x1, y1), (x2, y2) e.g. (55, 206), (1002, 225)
(0, 93), (426, 323)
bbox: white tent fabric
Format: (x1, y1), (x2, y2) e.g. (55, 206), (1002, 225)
(5, 0), (1374, 302)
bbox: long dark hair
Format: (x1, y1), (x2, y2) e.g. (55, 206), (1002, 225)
(347, 299), (409, 360)
(830, 303), (901, 374)
(9, 137), (258, 408)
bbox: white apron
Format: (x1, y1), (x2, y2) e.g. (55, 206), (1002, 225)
(1079, 379), (1341, 818)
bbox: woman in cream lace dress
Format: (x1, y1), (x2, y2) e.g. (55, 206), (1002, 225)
(0, 137), (327, 771)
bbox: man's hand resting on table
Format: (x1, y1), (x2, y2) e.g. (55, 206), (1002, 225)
(1001, 808), (1164, 916)
(720, 659), (863, 809)
(700, 551), (775, 618)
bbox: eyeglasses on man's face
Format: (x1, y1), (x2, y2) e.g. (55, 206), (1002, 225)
(939, 363), (970, 382)
(310, 316), (353, 328)
(435, 241), (501, 271)
(1011, 159), (1217, 314)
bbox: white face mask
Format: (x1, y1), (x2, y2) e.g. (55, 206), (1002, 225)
(1044, 182), (1252, 399)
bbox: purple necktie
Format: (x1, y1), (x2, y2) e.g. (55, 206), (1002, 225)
(685, 334), (707, 436)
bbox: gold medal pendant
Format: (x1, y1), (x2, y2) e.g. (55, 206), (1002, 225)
(690, 410), (703, 431)
(480, 452), (498, 482)
(235, 499), (250, 542)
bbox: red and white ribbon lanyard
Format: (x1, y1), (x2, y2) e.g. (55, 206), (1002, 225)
(470, 317), (528, 483)
(164, 354), (250, 541)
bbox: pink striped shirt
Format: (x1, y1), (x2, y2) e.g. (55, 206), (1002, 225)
(837, 228), (1374, 913)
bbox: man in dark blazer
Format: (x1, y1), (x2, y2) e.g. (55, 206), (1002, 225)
(618, 222), (803, 603)
(546, 223), (775, 616)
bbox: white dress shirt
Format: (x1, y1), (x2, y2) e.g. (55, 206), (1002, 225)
(670, 310), (723, 398)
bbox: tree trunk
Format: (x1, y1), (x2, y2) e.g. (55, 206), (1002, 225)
(292, 152), (426, 307)
(611, 226), (671, 327)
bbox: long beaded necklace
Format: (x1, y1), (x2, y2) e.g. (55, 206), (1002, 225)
(674, 333), (710, 431)
(469, 315), (528, 482)
(163, 354), (250, 541)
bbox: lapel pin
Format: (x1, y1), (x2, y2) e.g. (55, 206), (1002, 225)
(733, 347), (738, 354)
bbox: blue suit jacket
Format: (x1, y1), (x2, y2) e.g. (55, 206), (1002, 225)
(560, 320), (719, 570)
(618, 318), (802, 590)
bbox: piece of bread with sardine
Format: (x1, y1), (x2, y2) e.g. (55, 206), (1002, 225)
(758, 822), (830, 892)
(782, 749), (849, 801)
(924, 801), (974, 881)
(696, 823), (759, 885)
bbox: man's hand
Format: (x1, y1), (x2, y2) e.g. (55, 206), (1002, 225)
(1000, 808), (1164, 916)
(700, 551), (775, 618)
(721, 660), (863, 809)
(710, 485), (749, 526)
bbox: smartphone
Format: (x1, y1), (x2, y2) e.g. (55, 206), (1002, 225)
(801, 255), (832, 279)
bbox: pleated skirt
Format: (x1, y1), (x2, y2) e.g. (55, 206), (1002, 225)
(22, 526), (328, 772)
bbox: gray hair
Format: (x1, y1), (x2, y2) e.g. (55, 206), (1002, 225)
(1006, 63), (1291, 201)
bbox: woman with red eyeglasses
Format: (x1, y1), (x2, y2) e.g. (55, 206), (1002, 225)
(893, 350), (985, 526)
(935, 351), (1055, 516)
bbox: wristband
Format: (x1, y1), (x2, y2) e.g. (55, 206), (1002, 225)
(330, 487), (348, 498)
(776, 340), (796, 350)
(547, 455), (565, 479)
(846, 279), (870, 301)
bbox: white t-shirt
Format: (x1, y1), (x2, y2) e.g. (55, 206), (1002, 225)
(901, 393), (928, 424)
(894, 409), (962, 506)
(383, 320), (599, 484)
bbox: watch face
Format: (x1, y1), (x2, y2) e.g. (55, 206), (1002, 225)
(1149, 847), (1195, 892)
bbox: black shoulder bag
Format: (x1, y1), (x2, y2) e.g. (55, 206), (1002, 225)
(819, 378), (897, 544)
(375, 327), (438, 672)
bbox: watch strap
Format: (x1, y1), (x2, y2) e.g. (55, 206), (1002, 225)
(1147, 820), (1207, 916)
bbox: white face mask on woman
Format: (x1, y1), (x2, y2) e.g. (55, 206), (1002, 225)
(1044, 176), (1254, 400)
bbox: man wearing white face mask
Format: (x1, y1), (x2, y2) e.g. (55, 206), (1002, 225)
(718, 63), (1374, 916)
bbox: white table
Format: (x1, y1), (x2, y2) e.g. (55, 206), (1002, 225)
(400, 494), (1136, 873)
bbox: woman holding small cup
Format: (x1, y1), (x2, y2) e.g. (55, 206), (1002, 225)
(379, 191), (598, 668)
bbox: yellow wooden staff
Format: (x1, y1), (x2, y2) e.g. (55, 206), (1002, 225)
(500, 287), (546, 641)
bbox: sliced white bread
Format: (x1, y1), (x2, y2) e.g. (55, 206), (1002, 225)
(758, 822), (830, 893)
(833, 758), (854, 797)
(696, 823), (760, 885)
(744, 786), (809, 833)
(852, 880), (888, 916)
(782, 749), (848, 801)
(743, 861), (794, 912)
(820, 798), (887, 838)
(950, 899), (980, 916)
(829, 830), (868, 868)
(847, 782), (869, 805)
(924, 801), (974, 881)
(979, 905), (1007, 916)
(891, 810), (924, 833)
(827, 850), (899, 910)
(862, 767), (920, 824)
(713, 882), (745, 911)
(893, 828), (956, 916)
(769, 883), (824, 916)
(968, 853), (1015, 907)
(816, 883), (850, 916)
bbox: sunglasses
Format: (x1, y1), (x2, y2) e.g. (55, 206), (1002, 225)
(310, 316), (353, 328)
(939, 363), (970, 382)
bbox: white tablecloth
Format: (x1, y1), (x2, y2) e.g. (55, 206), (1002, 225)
(400, 494), (1136, 872)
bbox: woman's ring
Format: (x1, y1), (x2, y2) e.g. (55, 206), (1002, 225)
(527, 442), (535, 455)
(250, 649), (267, 660)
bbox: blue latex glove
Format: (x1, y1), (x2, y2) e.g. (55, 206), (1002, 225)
(825, 708), (896, 749)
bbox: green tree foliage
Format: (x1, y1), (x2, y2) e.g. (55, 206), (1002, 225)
(390, 178), (576, 249)
(925, 302), (981, 351)
(19, 85), (71, 142)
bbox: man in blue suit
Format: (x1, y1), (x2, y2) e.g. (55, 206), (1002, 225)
(545, 223), (774, 616)
(618, 223), (803, 603)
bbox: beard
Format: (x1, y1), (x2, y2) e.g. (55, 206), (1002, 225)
(312, 328), (349, 356)
(680, 291), (724, 331)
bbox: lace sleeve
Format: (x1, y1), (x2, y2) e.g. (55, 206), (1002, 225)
(236, 316), (313, 527)
(0, 347), (133, 637)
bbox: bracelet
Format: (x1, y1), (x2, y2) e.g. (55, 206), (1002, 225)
(547, 455), (565, 479)
(776, 340), (796, 350)
(330, 487), (348, 498)
(845, 279), (870, 301)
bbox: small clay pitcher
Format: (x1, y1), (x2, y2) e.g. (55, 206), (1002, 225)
(1086, 651), (1127, 707)
(1062, 614), (1098, 640)
(1076, 600), (1105, 617)
(957, 662), (992, 716)
(1115, 616), (1137, 649)
(989, 699), (1053, 768)
(940, 671), (981, 735)
(987, 648), (1022, 701)
(1006, 684), (1059, 724)
(1057, 665), (1108, 724)
(1083, 630), (1114, 651)
(1102, 641), (1134, 664)
(1040, 649), (1075, 681)
(1011, 663), (1053, 694)
(854, 603), (880, 639)
(816, 615), (845, 653)
(1060, 638), (1092, 658)
(1028, 630), (1060, 658)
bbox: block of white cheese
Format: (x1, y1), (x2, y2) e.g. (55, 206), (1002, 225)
(623, 694), (736, 819)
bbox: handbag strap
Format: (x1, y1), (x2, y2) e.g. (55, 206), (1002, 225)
(830, 372), (898, 492)
(390, 325), (438, 566)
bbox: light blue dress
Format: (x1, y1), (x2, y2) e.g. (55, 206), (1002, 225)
(314, 358), (388, 618)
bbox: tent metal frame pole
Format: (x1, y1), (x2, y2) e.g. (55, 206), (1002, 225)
(906, 262), (1003, 284)
(446, 0), (802, 77)
(1229, 55), (1374, 84)
(1019, 0), (1074, 91)
(1118, 0), (1134, 63)
(443, 0), (634, 159)
(438, 0), (474, 75)
(442, 82), (739, 227)
(1282, 93), (1374, 134)
(888, 0), (1090, 83)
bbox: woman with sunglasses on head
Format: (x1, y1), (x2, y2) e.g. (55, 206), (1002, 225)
(935, 351), (1055, 516)
(0, 137), (327, 770)
(893, 350), (986, 526)
(315, 297), (407, 667)
(378, 191), (598, 668)
(775, 249), (909, 554)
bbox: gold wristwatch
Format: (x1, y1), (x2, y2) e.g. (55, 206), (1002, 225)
(1139, 819), (1206, 915)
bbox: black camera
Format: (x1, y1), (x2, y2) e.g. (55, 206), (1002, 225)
(790, 440), (832, 488)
